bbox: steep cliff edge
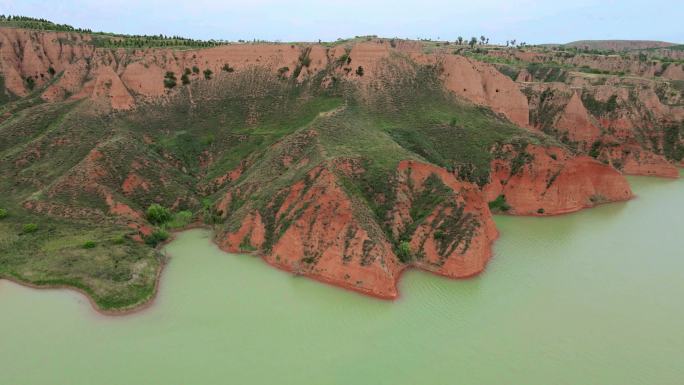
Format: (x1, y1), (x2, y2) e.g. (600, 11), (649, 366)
(485, 144), (632, 215)
(216, 157), (498, 299)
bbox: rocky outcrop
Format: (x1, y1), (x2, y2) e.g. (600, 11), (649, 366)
(485, 144), (633, 215)
(217, 160), (499, 298)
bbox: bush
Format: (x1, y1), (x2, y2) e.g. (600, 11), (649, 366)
(83, 241), (96, 249)
(145, 229), (170, 247)
(222, 63), (234, 72)
(22, 223), (38, 233)
(167, 210), (193, 229)
(356, 66), (364, 76)
(146, 204), (172, 225)
(203, 69), (213, 80)
(25, 76), (35, 90)
(181, 73), (190, 85)
(163, 71), (177, 88)
(488, 195), (511, 212)
(192, 66), (200, 74)
(397, 241), (412, 263)
(0, 208), (7, 219)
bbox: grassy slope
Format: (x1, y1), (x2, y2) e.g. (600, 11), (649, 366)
(1, 55), (552, 310)
(216, 58), (547, 258)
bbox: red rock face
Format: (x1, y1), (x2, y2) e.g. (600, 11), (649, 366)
(601, 143), (679, 178)
(218, 165), (404, 298)
(216, 161), (499, 299)
(555, 92), (601, 144)
(437, 55), (530, 127)
(524, 78), (683, 178)
(485, 144), (633, 215)
(395, 161), (498, 280)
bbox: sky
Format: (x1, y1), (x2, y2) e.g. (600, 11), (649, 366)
(1, 0), (682, 44)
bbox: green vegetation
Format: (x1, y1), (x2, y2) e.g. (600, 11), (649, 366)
(203, 69), (213, 80)
(582, 93), (618, 116)
(0, 208), (7, 219)
(22, 223), (38, 233)
(146, 204), (172, 225)
(167, 210), (194, 229)
(83, 241), (96, 249)
(663, 123), (684, 161)
(488, 195), (511, 212)
(144, 229), (170, 247)
(397, 241), (412, 263)
(163, 72), (177, 89)
(181, 73), (190, 85)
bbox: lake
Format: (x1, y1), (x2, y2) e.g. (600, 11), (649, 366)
(1, 173), (683, 385)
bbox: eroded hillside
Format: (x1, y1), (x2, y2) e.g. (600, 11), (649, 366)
(1, 23), (680, 310)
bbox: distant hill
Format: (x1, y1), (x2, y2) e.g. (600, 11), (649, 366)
(564, 40), (677, 51)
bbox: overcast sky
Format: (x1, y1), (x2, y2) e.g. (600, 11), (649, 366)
(1, 0), (682, 44)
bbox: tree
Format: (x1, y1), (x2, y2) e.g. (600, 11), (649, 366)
(457, 36), (463, 45)
(480, 35), (486, 45)
(146, 204), (171, 225)
(203, 69), (213, 80)
(469, 37), (477, 48)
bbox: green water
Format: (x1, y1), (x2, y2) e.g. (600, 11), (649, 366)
(1, 174), (683, 385)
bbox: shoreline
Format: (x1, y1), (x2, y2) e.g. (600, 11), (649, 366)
(2, 171), (678, 315)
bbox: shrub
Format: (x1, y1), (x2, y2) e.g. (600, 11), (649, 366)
(589, 140), (602, 158)
(25, 76), (35, 90)
(397, 241), (412, 263)
(192, 66), (200, 74)
(488, 195), (511, 212)
(47, 66), (56, 76)
(184, 67), (191, 75)
(203, 69), (213, 80)
(356, 66), (364, 76)
(537, 208), (545, 214)
(167, 210), (193, 229)
(112, 236), (126, 245)
(277, 66), (289, 78)
(22, 223), (38, 233)
(146, 204), (171, 225)
(83, 241), (96, 249)
(163, 71), (177, 88)
(0, 208), (7, 219)
(181, 73), (190, 85)
(144, 229), (170, 247)
(222, 63), (234, 72)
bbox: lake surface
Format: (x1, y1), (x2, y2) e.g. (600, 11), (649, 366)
(1, 173), (683, 385)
